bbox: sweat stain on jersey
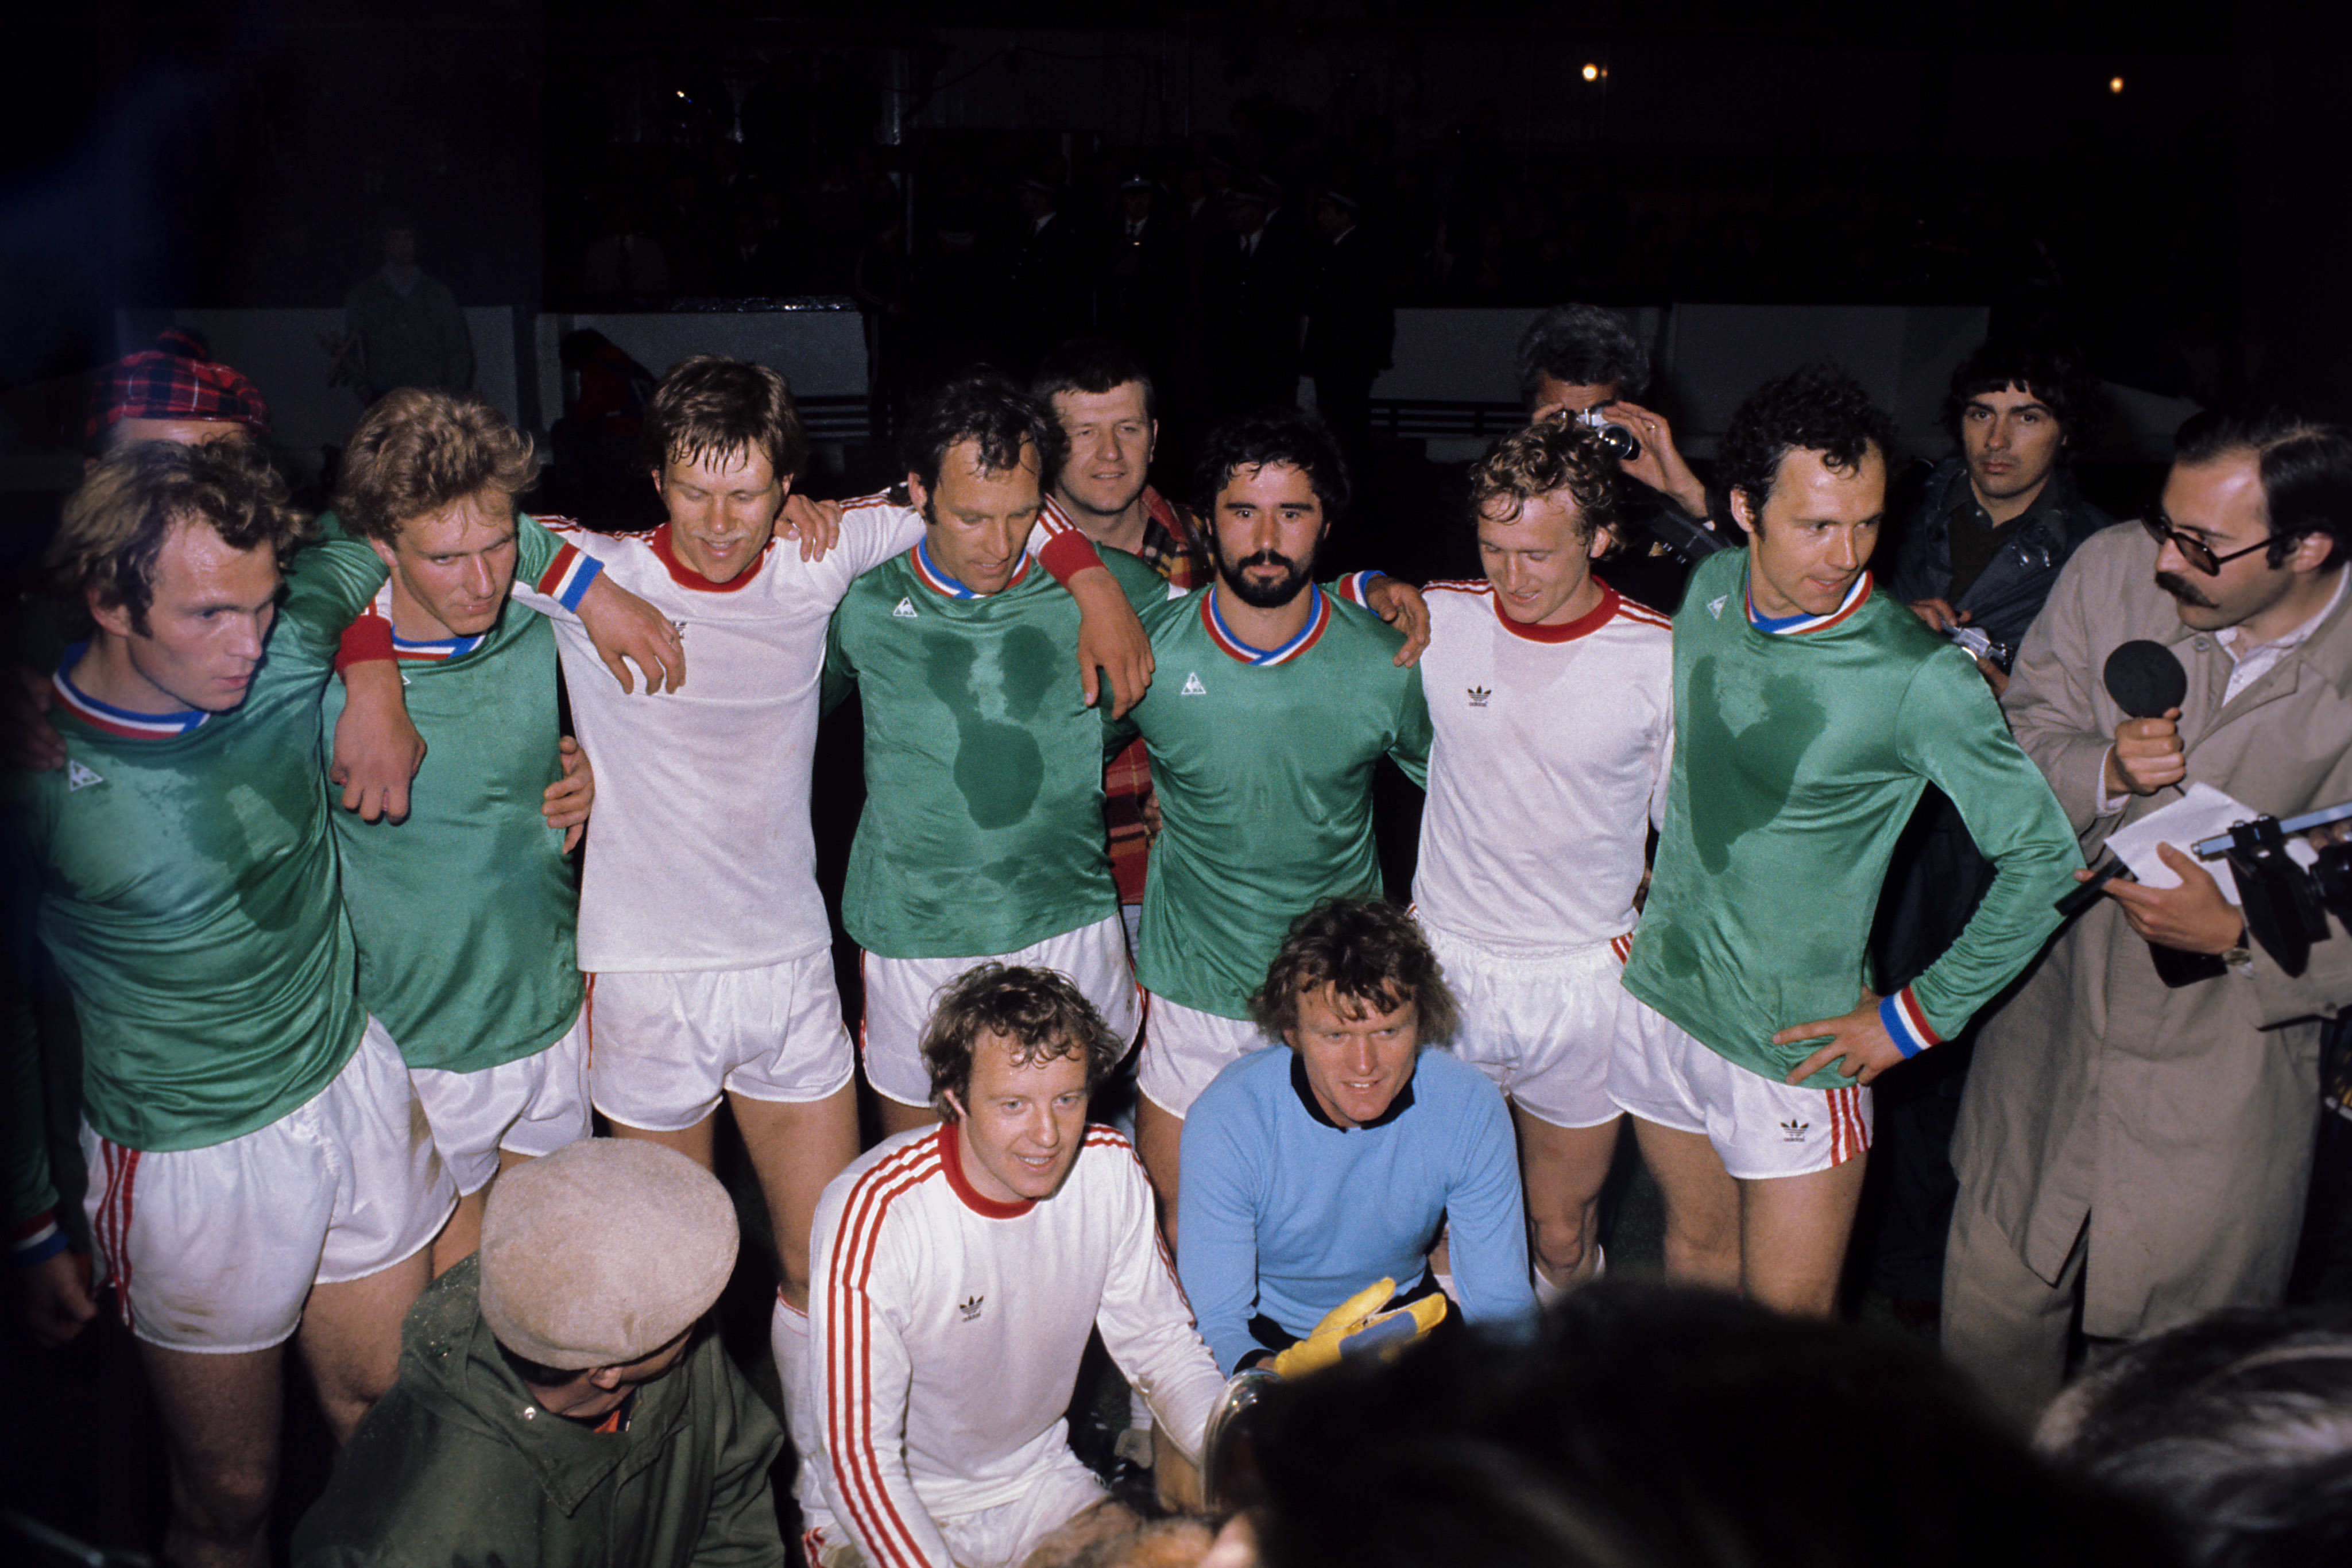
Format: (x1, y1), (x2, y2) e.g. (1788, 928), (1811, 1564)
(1682, 656), (1827, 874)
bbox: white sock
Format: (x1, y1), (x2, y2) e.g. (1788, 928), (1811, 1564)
(771, 1292), (831, 1523)
(1434, 1270), (1460, 1304)
(1533, 1244), (1606, 1306)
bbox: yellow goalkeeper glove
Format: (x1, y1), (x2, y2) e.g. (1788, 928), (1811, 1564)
(1267, 1277), (1448, 1379)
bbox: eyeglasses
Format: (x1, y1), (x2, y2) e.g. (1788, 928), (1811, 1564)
(2141, 514), (2274, 575)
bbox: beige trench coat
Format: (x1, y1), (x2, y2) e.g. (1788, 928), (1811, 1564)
(1953, 522), (2352, 1339)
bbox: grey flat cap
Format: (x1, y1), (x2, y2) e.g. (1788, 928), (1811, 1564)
(479, 1140), (738, 1372)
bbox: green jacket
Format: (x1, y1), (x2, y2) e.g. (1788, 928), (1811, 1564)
(294, 1258), (786, 1568)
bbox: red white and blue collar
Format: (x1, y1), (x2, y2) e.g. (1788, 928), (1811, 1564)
(372, 581), (487, 661)
(1203, 581), (1330, 666)
(52, 642), (210, 738)
(1745, 569), (1871, 636)
(909, 539), (1033, 599)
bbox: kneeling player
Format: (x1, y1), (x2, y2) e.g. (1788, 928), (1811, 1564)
(1178, 899), (1534, 1375)
(806, 965), (1223, 1568)
(1413, 419), (1673, 1293)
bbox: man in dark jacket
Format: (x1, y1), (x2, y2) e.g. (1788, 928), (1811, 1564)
(1201, 177), (1309, 417)
(1299, 189), (1392, 472)
(1869, 338), (2113, 1321)
(1890, 338), (2114, 687)
(293, 1140), (785, 1568)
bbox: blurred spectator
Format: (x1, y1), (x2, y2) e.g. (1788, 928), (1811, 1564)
(853, 206), (913, 442)
(1099, 175), (1183, 386)
(583, 200), (671, 297)
(1219, 1282), (2183, 1568)
(343, 218), (473, 403)
(654, 172), (713, 295)
(1299, 188), (1391, 472)
(997, 177), (1091, 377)
(1201, 177), (1309, 417)
(2037, 1307), (2352, 1568)
(548, 328), (660, 529)
(710, 206), (788, 296)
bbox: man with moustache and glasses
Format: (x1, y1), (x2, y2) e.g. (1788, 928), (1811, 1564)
(1945, 413), (2352, 1424)
(1111, 407), (1433, 1236)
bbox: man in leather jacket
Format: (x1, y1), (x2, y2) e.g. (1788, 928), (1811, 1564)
(1869, 336), (2113, 1321)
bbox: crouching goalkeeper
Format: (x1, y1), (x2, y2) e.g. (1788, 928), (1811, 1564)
(1178, 899), (1536, 1377)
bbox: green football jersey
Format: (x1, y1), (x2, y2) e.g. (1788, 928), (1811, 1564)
(319, 591), (582, 1074)
(1121, 583), (1432, 1020)
(1620, 548), (2080, 1087)
(3, 533), (388, 1162)
(829, 541), (1167, 959)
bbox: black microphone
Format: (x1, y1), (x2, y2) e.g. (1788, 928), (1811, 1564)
(2056, 640), (2194, 916)
(2103, 639), (2188, 719)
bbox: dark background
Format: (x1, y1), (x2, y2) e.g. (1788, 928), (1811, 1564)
(3, 2), (2348, 417)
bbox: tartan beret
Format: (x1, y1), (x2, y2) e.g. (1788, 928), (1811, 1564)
(88, 348), (271, 441)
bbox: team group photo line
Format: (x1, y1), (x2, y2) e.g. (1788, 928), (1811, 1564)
(9, 303), (2351, 1568)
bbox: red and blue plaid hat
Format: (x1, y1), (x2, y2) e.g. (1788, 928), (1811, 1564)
(87, 333), (271, 440)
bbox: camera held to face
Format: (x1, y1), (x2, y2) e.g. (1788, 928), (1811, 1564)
(1571, 406), (1642, 463)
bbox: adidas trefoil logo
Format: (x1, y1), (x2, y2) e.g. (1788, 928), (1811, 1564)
(1180, 672), (1207, 696)
(67, 760), (105, 792)
(1708, 594), (1729, 620)
(958, 1295), (984, 1322)
(1780, 1118), (1810, 1143)
(893, 597), (918, 619)
(1466, 686), (1491, 708)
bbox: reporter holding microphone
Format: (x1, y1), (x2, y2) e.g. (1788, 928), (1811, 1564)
(1944, 412), (2352, 1425)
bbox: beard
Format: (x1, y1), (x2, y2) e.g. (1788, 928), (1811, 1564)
(1216, 546), (1316, 609)
(2156, 570), (2218, 610)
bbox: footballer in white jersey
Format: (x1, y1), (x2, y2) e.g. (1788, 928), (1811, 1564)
(805, 966), (1221, 1568)
(1412, 419), (1673, 1296)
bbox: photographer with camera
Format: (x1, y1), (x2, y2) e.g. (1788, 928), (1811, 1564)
(1515, 305), (1722, 611)
(1945, 412), (2352, 1426)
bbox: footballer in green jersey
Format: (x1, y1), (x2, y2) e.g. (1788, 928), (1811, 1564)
(323, 389), (619, 1268)
(824, 374), (1171, 1135)
(4, 440), (448, 1568)
(1117, 407), (1432, 1234)
(1614, 366), (2076, 1317)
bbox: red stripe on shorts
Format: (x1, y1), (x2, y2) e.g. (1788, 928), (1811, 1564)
(96, 1141), (142, 1329)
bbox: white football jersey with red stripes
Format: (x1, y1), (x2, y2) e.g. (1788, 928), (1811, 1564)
(510, 501), (920, 970)
(808, 1122), (1222, 1568)
(1412, 580), (1674, 952)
